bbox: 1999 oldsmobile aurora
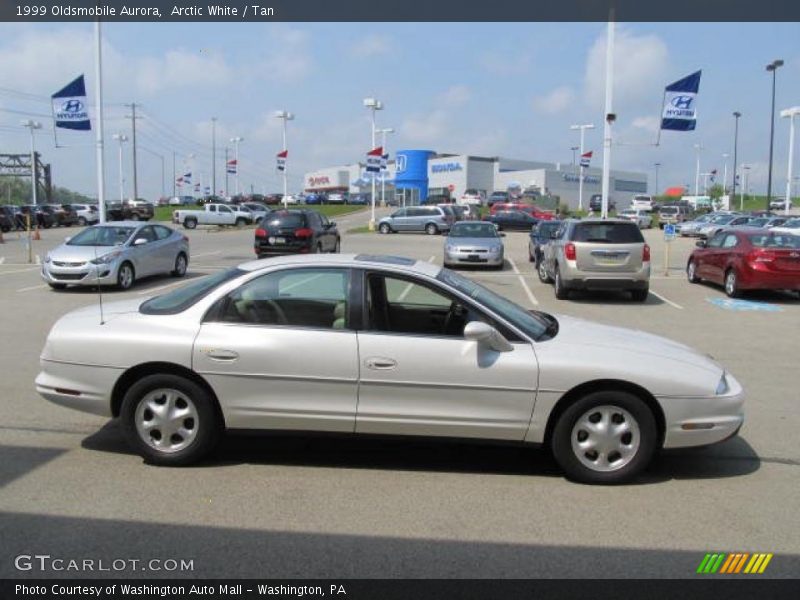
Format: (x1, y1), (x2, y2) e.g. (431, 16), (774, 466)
(36, 254), (744, 484)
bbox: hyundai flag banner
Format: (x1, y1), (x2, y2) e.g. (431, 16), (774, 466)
(380, 153), (389, 172)
(276, 150), (287, 171)
(580, 151), (593, 168)
(52, 75), (91, 131)
(366, 146), (383, 173)
(183, 172), (191, 183)
(226, 159), (237, 175)
(661, 70), (701, 131)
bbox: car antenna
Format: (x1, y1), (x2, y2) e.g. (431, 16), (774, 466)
(92, 230), (106, 325)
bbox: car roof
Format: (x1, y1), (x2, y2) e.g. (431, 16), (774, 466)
(236, 253), (442, 278)
(93, 221), (149, 227)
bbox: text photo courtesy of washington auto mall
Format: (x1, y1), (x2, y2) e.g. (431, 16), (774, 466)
(0, 1), (799, 598)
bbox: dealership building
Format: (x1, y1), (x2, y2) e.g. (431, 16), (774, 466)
(303, 151), (647, 209)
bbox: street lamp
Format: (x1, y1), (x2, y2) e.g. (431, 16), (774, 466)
(732, 112), (741, 201)
(693, 143), (703, 197)
(20, 119), (42, 205)
(230, 136), (244, 197)
(570, 146), (579, 171)
(570, 123), (595, 211)
(722, 153), (729, 195)
(111, 133), (129, 202)
(740, 164), (750, 211)
(376, 127), (394, 207)
(765, 59), (784, 211)
(363, 97), (384, 229)
(274, 110), (295, 208)
(781, 106), (800, 215)
(654, 163), (661, 198)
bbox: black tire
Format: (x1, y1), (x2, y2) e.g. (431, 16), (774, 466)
(120, 373), (221, 466)
(1, 223), (9, 233)
(117, 261), (135, 290)
(724, 268), (741, 298)
(631, 288), (649, 302)
(48, 283), (67, 290)
(554, 267), (569, 300)
(184, 218), (197, 230)
(332, 238), (341, 253)
(551, 389), (658, 484)
(528, 246), (535, 262)
(130, 213), (140, 221)
(379, 223), (391, 234)
(315, 242), (323, 254)
(172, 252), (188, 277)
(425, 223), (439, 235)
(687, 260), (700, 283)
(235, 217), (247, 228)
(538, 258), (552, 283)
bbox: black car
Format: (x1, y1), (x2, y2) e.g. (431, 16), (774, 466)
(44, 204), (79, 227)
(483, 210), (539, 231)
(589, 194), (617, 212)
(254, 209), (340, 257)
(528, 219), (563, 265)
(488, 191), (508, 206)
(0, 206), (14, 232)
(21, 205), (57, 229)
(1, 205), (27, 230)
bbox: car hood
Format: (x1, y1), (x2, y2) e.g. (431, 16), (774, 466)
(48, 244), (127, 262)
(446, 237), (502, 247)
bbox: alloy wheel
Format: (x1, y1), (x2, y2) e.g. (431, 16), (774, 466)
(570, 405), (641, 473)
(134, 388), (199, 454)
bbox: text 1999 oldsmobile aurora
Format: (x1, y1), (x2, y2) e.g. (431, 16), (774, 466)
(36, 254), (744, 484)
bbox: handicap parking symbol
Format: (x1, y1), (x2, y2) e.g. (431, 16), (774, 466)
(706, 298), (783, 312)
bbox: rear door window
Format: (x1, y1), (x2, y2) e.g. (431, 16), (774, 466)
(572, 223), (644, 244)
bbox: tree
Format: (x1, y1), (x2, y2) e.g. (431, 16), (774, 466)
(707, 183), (724, 199)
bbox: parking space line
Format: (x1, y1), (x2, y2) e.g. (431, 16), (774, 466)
(0, 267), (39, 276)
(649, 289), (683, 310)
(192, 250), (222, 258)
(17, 284), (48, 293)
(507, 257), (539, 306)
(0, 257), (5, 265)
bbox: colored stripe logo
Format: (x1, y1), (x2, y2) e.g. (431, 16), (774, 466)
(697, 553), (773, 574)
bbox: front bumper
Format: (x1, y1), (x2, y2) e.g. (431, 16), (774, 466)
(444, 247), (503, 266)
(41, 260), (120, 286)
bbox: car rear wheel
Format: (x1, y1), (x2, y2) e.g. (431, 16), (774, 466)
(425, 223), (439, 235)
(235, 217), (247, 228)
(172, 252), (188, 277)
(379, 223), (391, 234)
(687, 260), (700, 283)
(77, 217), (87, 226)
(551, 390), (657, 484)
(631, 288), (649, 302)
(117, 262), (135, 290)
(554, 267), (569, 300)
(332, 239), (341, 253)
(724, 269), (741, 298)
(538, 259), (552, 283)
(130, 213), (140, 221)
(120, 374), (221, 466)
(184, 218), (197, 230)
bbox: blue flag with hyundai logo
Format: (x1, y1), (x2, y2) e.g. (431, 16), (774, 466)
(661, 70), (701, 131)
(52, 75), (91, 131)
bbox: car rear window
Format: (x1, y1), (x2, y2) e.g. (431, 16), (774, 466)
(748, 234), (800, 248)
(263, 212), (305, 228)
(572, 222), (644, 244)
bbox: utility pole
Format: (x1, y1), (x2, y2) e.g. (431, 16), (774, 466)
(172, 151), (176, 198)
(224, 147), (229, 197)
(124, 102), (140, 201)
(211, 117), (217, 199)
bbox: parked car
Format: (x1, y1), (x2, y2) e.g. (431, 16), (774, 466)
(460, 189), (486, 206)
(589, 194), (617, 212)
(241, 203), (272, 223)
(254, 209), (340, 257)
(449, 204), (475, 221)
(678, 213), (716, 237)
(630, 195), (654, 212)
(764, 217), (789, 229)
(487, 191), (508, 206)
(44, 204), (79, 227)
(539, 219), (650, 301)
(63, 203), (99, 226)
(41, 222), (189, 290)
(489, 202), (555, 220)
(0, 206), (13, 232)
(169, 196), (195, 206)
(443, 221), (505, 269)
(770, 218), (800, 235)
(378, 206), (453, 235)
(483, 210), (539, 231)
(326, 193), (347, 205)
(698, 214), (750, 239)
(617, 208), (653, 229)
(122, 199), (155, 221)
(1, 205), (26, 230)
(657, 205), (689, 228)
(348, 194), (368, 205)
(687, 228), (800, 297)
(173, 203), (253, 229)
(36, 253), (745, 484)
(22, 204), (56, 228)
(528, 219), (563, 268)
(735, 216), (770, 228)
(768, 198), (793, 211)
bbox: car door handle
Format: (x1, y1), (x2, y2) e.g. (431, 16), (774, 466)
(364, 357), (397, 370)
(204, 349), (239, 361)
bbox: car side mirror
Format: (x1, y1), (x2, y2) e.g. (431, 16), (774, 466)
(695, 240), (707, 248)
(463, 321), (513, 353)
(133, 238), (148, 246)
(328, 221), (336, 228)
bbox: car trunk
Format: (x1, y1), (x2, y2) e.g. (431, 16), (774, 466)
(572, 222), (645, 273)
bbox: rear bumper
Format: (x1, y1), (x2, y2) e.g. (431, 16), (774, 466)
(255, 242), (313, 256)
(560, 261), (651, 291)
(738, 268), (800, 290)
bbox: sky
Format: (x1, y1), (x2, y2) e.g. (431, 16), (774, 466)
(0, 21), (799, 201)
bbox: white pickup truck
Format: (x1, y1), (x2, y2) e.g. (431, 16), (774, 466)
(172, 203), (253, 229)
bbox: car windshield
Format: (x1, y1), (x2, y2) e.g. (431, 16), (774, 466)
(781, 219), (800, 228)
(748, 233), (800, 248)
(748, 218), (768, 227)
(660, 207), (678, 214)
(437, 268), (549, 340)
(140, 268), (246, 315)
(67, 226), (135, 247)
(712, 215), (736, 224)
(573, 222), (644, 243)
(449, 223), (499, 238)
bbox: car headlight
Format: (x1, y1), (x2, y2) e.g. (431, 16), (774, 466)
(44, 254), (51, 264)
(445, 244), (457, 252)
(490, 245), (502, 253)
(716, 373), (729, 395)
(90, 251), (122, 265)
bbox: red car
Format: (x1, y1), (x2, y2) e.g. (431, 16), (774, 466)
(687, 228), (800, 297)
(489, 202), (555, 220)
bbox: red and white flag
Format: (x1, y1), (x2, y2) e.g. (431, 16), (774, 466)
(226, 159), (237, 175)
(366, 146), (383, 173)
(580, 151), (593, 168)
(276, 150), (288, 171)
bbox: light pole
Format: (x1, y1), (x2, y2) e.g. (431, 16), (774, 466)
(20, 120), (42, 205)
(693, 143), (703, 196)
(230, 136), (244, 197)
(765, 59), (784, 211)
(376, 127), (394, 207)
(364, 97), (384, 229)
(111, 133), (128, 202)
(570, 146), (579, 172)
(570, 123), (595, 212)
(722, 153), (729, 196)
(741, 165), (750, 211)
(274, 110), (294, 208)
(781, 106), (800, 215)
(732, 112), (741, 201)
(211, 117), (217, 199)
(654, 162), (661, 198)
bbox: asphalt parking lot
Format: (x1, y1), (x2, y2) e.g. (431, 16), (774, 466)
(0, 210), (798, 579)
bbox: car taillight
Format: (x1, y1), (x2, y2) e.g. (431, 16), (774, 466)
(564, 243), (576, 261)
(294, 227), (313, 239)
(749, 249), (775, 263)
(643, 244), (651, 262)
(255, 228), (267, 237)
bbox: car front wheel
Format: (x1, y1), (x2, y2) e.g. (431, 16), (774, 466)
(120, 374), (221, 466)
(687, 260), (699, 283)
(172, 252), (188, 277)
(117, 262), (135, 290)
(551, 390), (658, 484)
(379, 223), (391, 234)
(425, 223), (439, 235)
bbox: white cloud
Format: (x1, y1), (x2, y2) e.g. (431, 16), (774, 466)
(350, 34), (391, 59)
(479, 52), (533, 76)
(136, 49), (232, 95)
(533, 86), (575, 114)
(252, 26), (313, 82)
(400, 110), (449, 144)
(437, 85), (471, 107)
(631, 116), (660, 132)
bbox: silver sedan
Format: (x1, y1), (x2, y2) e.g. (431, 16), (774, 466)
(41, 221), (190, 290)
(36, 254), (744, 484)
(443, 221), (505, 269)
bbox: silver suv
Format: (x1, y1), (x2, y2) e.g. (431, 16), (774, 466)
(539, 219), (651, 301)
(378, 205), (454, 235)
